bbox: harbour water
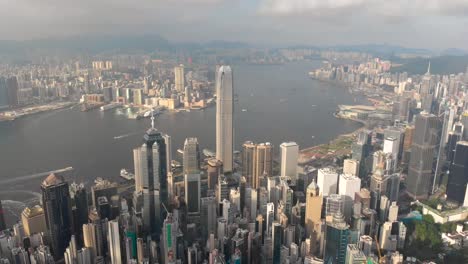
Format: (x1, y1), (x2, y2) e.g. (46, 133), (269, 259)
(0, 61), (364, 223)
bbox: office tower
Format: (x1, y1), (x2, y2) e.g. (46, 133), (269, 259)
(447, 141), (468, 203)
(305, 180), (322, 253)
(446, 128), (463, 164)
(97, 196), (110, 220)
(91, 179), (118, 208)
(383, 137), (399, 165)
(407, 113), (440, 199)
(345, 244), (366, 264)
(0, 77), (8, 109)
(386, 173), (401, 202)
(70, 183), (88, 245)
(338, 174), (361, 219)
(317, 167), (339, 196)
(379, 222), (397, 251)
(462, 112), (468, 140)
(21, 205), (46, 236)
(107, 220), (122, 264)
(133, 122), (168, 237)
(359, 235), (373, 256)
(280, 142), (299, 180)
(41, 173), (72, 260)
(255, 142), (273, 181)
(163, 134), (173, 200)
(242, 141), (256, 187)
(6, 76), (18, 107)
(218, 176), (229, 204)
(0, 200), (4, 231)
(207, 158), (222, 190)
(65, 235), (78, 264)
(174, 64), (185, 92)
(185, 173), (201, 214)
(325, 194), (345, 221)
(324, 211), (350, 264)
(183, 137), (200, 174)
(272, 222), (283, 264)
(77, 248), (92, 264)
(216, 65), (234, 173)
(201, 197), (217, 241)
(388, 202), (398, 222)
(343, 159), (359, 177)
(12, 248), (29, 264)
(83, 223), (98, 260)
(385, 126), (405, 160)
(352, 130), (372, 178)
(162, 214), (179, 263)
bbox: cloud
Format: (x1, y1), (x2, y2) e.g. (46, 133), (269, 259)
(259, 0), (468, 16)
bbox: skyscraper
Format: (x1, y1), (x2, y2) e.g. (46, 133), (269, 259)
(185, 173), (201, 214)
(6, 76), (18, 108)
(446, 141), (468, 203)
(0, 200), (5, 231)
(174, 64), (185, 92)
(280, 142), (299, 181)
(242, 141), (256, 187)
(324, 211), (350, 264)
(162, 214), (179, 263)
(41, 173), (73, 260)
(183, 137), (200, 175)
(317, 167), (339, 196)
(216, 65), (234, 173)
(21, 205), (47, 236)
(0, 77), (8, 109)
(133, 120), (168, 237)
(407, 113), (440, 199)
(107, 220), (122, 264)
(255, 142), (273, 183)
(305, 180), (322, 254)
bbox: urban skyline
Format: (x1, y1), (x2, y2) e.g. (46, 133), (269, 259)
(1, 25), (468, 264)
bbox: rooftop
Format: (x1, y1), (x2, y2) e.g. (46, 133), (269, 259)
(41, 173), (65, 187)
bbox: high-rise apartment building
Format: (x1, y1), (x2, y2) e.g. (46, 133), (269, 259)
(216, 66), (234, 173)
(174, 64), (185, 92)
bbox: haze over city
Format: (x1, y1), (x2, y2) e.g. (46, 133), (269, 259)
(1, 1), (468, 264)
(1, 0), (468, 50)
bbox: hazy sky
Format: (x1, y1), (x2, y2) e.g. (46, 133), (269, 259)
(1, 0), (468, 50)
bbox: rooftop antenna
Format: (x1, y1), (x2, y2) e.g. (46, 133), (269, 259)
(151, 108), (155, 129)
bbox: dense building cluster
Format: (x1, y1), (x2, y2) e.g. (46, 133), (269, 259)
(1, 51), (468, 264)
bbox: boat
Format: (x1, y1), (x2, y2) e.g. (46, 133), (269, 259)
(203, 149), (215, 157)
(100, 103), (122, 111)
(177, 149), (184, 155)
(242, 109), (247, 112)
(120, 169), (135, 181)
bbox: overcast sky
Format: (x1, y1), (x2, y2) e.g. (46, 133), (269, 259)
(1, 0), (468, 50)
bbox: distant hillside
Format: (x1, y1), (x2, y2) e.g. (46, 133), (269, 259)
(0, 34), (173, 56)
(391, 55), (468, 75)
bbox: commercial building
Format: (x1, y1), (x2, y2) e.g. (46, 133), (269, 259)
(280, 142), (299, 181)
(216, 65), (234, 173)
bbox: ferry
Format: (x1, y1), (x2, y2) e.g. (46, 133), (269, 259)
(203, 149), (215, 158)
(120, 169), (135, 181)
(242, 109), (247, 112)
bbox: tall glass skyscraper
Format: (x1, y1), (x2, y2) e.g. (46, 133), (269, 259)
(41, 173), (72, 260)
(447, 141), (468, 203)
(216, 66), (234, 173)
(134, 125), (168, 238)
(324, 211), (350, 264)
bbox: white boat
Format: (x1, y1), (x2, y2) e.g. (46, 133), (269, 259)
(242, 109), (247, 112)
(100, 103), (122, 111)
(120, 169), (135, 180)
